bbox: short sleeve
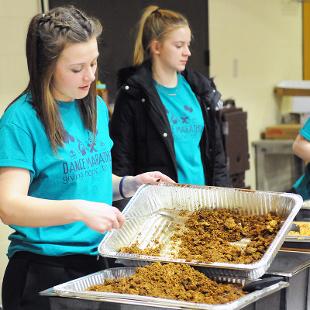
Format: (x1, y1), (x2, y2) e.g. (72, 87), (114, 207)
(0, 123), (35, 174)
(96, 95), (110, 121)
(300, 118), (310, 141)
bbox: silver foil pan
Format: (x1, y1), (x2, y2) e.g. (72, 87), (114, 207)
(302, 200), (310, 210)
(285, 236), (310, 243)
(285, 200), (310, 242)
(285, 221), (310, 243)
(51, 267), (288, 310)
(99, 184), (303, 280)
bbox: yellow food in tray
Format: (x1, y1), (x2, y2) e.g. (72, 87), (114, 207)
(288, 222), (310, 236)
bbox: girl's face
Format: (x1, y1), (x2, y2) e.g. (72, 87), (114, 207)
(153, 26), (191, 73)
(52, 37), (99, 102)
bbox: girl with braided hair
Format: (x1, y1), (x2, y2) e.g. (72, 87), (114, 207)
(0, 6), (173, 310)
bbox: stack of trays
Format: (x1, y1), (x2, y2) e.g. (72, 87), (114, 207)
(100, 184), (302, 280)
(50, 267), (289, 309)
(50, 184), (302, 308)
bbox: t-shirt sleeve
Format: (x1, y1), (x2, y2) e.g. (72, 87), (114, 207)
(0, 123), (35, 174)
(300, 118), (310, 141)
(96, 95), (110, 121)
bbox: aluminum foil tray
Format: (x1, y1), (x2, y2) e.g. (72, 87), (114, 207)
(302, 200), (310, 210)
(99, 184), (302, 280)
(285, 221), (310, 243)
(285, 202), (310, 243)
(285, 237), (310, 243)
(51, 267), (288, 310)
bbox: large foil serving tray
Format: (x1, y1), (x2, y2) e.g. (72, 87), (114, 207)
(50, 267), (288, 310)
(285, 221), (310, 243)
(99, 184), (302, 280)
(285, 236), (310, 243)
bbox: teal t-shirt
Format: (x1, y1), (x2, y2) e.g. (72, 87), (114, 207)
(155, 74), (205, 185)
(293, 118), (310, 199)
(0, 93), (113, 257)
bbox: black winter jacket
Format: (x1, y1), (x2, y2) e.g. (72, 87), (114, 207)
(110, 61), (231, 186)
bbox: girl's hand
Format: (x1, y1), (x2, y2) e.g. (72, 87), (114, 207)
(134, 171), (175, 185)
(75, 201), (125, 233)
(119, 171), (175, 199)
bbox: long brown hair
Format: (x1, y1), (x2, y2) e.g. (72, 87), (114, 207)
(20, 6), (102, 150)
(133, 5), (189, 66)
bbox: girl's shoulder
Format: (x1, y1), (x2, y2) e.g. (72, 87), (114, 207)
(1, 93), (37, 126)
(117, 62), (153, 95)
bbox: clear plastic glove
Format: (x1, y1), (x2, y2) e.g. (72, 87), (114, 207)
(75, 200), (125, 233)
(135, 171), (175, 185)
(122, 171), (175, 198)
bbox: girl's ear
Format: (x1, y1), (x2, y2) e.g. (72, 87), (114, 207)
(149, 40), (161, 56)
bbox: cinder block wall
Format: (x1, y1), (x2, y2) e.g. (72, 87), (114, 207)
(0, 0), (40, 303)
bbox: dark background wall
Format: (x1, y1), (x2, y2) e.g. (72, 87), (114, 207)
(49, 0), (209, 102)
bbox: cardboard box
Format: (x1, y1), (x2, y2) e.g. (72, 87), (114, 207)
(265, 124), (301, 140)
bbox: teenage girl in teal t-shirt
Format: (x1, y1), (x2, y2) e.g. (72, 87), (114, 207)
(110, 6), (230, 188)
(0, 94), (114, 258)
(0, 6), (173, 310)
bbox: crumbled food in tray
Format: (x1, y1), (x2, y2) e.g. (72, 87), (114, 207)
(175, 209), (282, 264)
(288, 222), (310, 236)
(119, 208), (283, 264)
(88, 262), (246, 304)
(120, 241), (163, 256)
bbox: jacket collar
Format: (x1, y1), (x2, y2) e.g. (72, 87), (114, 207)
(121, 61), (220, 107)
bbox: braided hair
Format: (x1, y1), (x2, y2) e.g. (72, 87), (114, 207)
(23, 6), (102, 150)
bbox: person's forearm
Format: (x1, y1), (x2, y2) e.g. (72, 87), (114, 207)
(0, 195), (81, 227)
(294, 145), (310, 162)
(112, 174), (140, 201)
(293, 135), (310, 162)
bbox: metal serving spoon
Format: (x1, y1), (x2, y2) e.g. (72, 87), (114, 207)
(125, 209), (186, 222)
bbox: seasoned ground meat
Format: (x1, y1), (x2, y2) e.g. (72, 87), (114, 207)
(120, 208), (283, 264)
(120, 242), (163, 256)
(88, 262), (246, 304)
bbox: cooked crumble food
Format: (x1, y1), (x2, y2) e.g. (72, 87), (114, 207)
(119, 208), (283, 264)
(288, 222), (310, 236)
(88, 262), (246, 304)
(120, 241), (163, 256)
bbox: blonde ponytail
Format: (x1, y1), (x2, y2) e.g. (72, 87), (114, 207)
(133, 6), (188, 66)
(133, 5), (158, 65)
